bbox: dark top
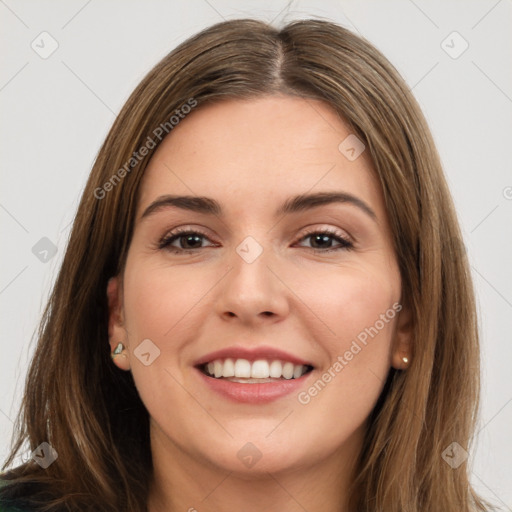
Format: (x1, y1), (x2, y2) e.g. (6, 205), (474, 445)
(0, 499), (28, 511)
(0, 478), (31, 512)
(0, 504), (27, 512)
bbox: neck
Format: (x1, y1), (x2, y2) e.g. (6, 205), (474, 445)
(147, 421), (363, 512)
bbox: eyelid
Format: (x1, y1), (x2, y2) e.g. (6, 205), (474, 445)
(295, 225), (353, 244)
(157, 226), (217, 250)
(157, 224), (354, 254)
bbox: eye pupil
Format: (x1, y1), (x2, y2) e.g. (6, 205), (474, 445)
(161, 229), (350, 254)
(181, 235), (202, 249)
(311, 234), (332, 248)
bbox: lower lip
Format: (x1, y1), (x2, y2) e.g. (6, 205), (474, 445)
(195, 367), (313, 404)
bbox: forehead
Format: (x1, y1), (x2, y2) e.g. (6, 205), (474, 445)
(137, 95), (383, 220)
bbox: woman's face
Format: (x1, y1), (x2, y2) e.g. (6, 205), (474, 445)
(108, 95), (411, 475)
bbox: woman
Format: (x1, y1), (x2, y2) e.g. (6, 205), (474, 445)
(0, 17), (492, 512)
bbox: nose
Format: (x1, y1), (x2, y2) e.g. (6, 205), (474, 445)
(214, 243), (290, 326)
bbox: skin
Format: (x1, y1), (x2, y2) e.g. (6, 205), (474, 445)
(107, 95), (412, 512)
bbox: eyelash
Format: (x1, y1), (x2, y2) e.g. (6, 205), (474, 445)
(157, 227), (354, 254)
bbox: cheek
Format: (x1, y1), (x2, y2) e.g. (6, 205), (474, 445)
(121, 261), (192, 418)
(312, 265), (400, 380)
(120, 259), (213, 401)
(122, 259), (208, 340)
(293, 271), (398, 440)
(314, 263), (399, 333)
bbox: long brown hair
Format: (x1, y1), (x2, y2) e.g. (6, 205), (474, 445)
(1, 18), (491, 512)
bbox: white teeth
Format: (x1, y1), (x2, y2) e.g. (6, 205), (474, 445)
(293, 364), (304, 379)
(223, 358), (235, 377)
(234, 359), (251, 378)
(203, 358), (310, 380)
(214, 360), (223, 378)
(269, 360), (282, 378)
(282, 362), (294, 380)
(251, 360), (270, 378)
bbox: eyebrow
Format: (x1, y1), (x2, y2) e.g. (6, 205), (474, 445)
(140, 191), (377, 222)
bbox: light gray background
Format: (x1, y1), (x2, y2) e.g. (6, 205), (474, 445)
(1, 0), (511, 508)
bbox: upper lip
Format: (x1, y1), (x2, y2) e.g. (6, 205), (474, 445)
(194, 345), (314, 367)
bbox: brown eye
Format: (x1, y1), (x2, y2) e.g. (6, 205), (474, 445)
(159, 229), (215, 253)
(297, 229), (353, 252)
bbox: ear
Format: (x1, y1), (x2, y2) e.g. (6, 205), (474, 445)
(391, 301), (413, 371)
(107, 276), (131, 371)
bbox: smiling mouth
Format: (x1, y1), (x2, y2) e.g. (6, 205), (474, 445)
(198, 358), (314, 383)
